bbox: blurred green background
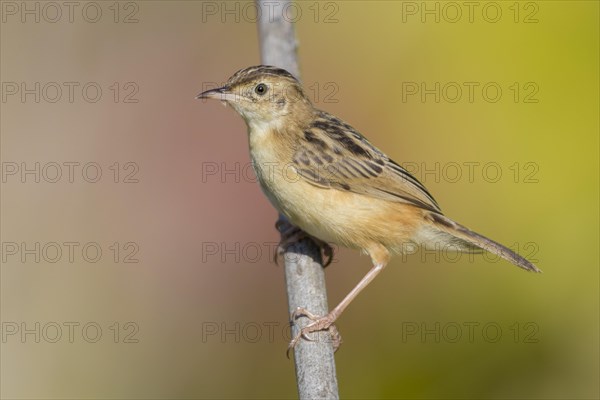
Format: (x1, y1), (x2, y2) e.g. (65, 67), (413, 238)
(1, 1), (598, 399)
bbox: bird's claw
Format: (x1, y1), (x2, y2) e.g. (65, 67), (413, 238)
(286, 307), (342, 358)
(274, 221), (334, 267)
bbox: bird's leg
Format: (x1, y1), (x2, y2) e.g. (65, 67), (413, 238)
(274, 219), (334, 267)
(288, 261), (387, 354)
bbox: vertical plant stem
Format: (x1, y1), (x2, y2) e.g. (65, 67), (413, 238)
(255, 1), (340, 399)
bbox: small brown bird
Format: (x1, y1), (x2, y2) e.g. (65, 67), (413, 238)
(197, 65), (540, 350)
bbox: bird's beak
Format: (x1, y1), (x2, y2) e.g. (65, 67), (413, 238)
(196, 86), (238, 102)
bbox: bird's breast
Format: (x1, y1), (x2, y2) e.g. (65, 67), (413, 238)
(249, 135), (297, 215)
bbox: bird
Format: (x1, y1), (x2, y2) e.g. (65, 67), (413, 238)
(197, 65), (540, 351)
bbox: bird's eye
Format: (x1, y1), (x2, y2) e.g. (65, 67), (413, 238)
(255, 83), (267, 95)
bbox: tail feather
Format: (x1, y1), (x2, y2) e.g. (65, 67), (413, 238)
(427, 213), (541, 273)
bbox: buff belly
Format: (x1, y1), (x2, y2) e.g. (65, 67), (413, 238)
(255, 161), (423, 254)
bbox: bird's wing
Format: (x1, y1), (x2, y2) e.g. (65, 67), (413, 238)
(292, 111), (442, 213)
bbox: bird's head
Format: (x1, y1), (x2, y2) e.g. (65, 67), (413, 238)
(197, 65), (314, 131)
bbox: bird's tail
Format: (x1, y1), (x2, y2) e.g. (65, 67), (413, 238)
(425, 212), (541, 273)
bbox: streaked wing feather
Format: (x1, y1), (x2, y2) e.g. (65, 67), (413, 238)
(293, 111), (441, 213)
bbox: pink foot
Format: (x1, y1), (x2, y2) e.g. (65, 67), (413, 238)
(286, 307), (342, 358)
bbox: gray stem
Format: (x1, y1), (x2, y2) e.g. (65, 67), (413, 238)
(255, 1), (340, 399)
